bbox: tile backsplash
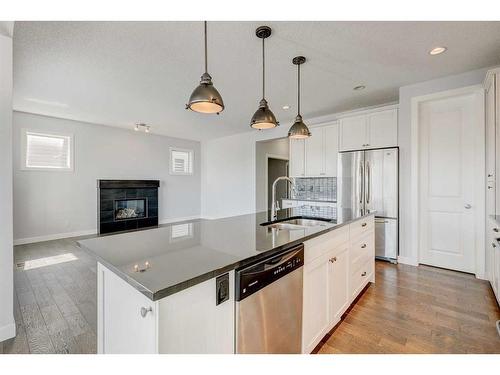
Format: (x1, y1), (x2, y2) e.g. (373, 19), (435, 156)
(292, 204), (337, 220)
(291, 177), (336, 202)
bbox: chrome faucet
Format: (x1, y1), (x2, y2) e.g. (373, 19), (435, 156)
(271, 176), (295, 222)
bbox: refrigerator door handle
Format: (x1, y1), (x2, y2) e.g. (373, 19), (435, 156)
(358, 162), (364, 205)
(365, 160), (370, 205)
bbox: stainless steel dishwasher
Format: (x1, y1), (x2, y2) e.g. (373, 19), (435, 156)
(235, 244), (304, 354)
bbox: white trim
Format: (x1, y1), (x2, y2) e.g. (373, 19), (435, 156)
(20, 128), (74, 172)
(159, 215), (201, 224)
(410, 84), (485, 276)
(0, 321), (16, 342)
(13, 229), (97, 245)
(397, 256), (419, 267)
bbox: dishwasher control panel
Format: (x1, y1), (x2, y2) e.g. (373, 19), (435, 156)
(235, 244), (304, 301)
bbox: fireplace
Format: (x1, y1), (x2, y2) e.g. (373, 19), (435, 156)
(98, 180), (159, 234)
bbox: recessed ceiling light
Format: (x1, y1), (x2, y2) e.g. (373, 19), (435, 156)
(282, 105), (290, 110)
(353, 85), (366, 91)
(429, 46), (447, 55)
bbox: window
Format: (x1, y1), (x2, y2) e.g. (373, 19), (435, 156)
(170, 147), (193, 175)
(22, 129), (73, 171)
(170, 223), (193, 241)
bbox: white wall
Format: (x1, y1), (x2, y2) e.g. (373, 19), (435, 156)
(0, 32), (15, 342)
(13, 112), (201, 243)
(255, 138), (289, 212)
(398, 67), (490, 265)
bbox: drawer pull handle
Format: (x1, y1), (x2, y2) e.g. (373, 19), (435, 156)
(493, 242), (497, 248)
(140, 306), (152, 318)
(361, 271), (367, 277)
(361, 244), (367, 249)
(329, 257), (337, 263)
(361, 222), (367, 227)
(494, 228), (499, 233)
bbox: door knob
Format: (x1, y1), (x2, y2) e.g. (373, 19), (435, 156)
(464, 204), (472, 209)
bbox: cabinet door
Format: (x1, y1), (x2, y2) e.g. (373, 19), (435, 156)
(99, 263), (157, 354)
(367, 109), (398, 149)
(328, 246), (349, 323)
(339, 115), (367, 151)
(323, 123), (339, 177)
(290, 138), (305, 177)
(302, 255), (330, 353)
(305, 127), (324, 176)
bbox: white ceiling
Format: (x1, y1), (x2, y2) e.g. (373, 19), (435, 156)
(13, 21), (500, 141)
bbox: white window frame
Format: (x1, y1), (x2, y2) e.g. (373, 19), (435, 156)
(21, 129), (74, 172)
(169, 147), (194, 176)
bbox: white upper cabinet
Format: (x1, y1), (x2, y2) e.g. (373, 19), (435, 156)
(339, 115), (367, 151)
(305, 127), (324, 176)
(291, 122), (339, 177)
(367, 109), (398, 149)
(339, 107), (398, 151)
(289, 138), (305, 177)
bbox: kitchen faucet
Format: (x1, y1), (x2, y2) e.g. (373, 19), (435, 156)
(271, 176), (295, 222)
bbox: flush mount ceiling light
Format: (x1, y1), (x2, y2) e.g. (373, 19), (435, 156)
(186, 21), (224, 114)
(353, 85), (366, 91)
(429, 46), (447, 55)
(282, 105), (291, 110)
(250, 26), (279, 130)
(134, 123), (150, 133)
(288, 56), (311, 139)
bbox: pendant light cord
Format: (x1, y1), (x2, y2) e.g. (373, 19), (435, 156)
(204, 21), (208, 73)
(297, 63), (301, 114)
(262, 37), (265, 99)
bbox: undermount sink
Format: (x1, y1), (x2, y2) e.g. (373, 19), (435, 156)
(264, 218), (332, 230)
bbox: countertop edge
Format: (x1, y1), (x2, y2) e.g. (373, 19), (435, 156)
(79, 212), (375, 301)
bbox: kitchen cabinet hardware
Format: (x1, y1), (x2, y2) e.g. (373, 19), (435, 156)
(492, 242), (497, 248)
(140, 306), (152, 318)
(361, 244), (367, 249)
(494, 228), (499, 233)
(329, 257), (337, 263)
(361, 271), (367, 277)
(464, 204), (472, 209)
(361, 222), (367, 227)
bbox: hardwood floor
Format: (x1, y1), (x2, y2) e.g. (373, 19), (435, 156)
(2, 238), (499, 354)
(1, 238), (97, 354)
(315, 261), (500, 354)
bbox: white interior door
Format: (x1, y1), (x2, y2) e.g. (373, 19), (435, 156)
(418, 92), (480, 273)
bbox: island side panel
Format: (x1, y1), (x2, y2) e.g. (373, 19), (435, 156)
(97, 263), (159, 354)
(157, 270), (235, 354)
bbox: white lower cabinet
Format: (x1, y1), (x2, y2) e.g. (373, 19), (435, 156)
(302, 215), (375, 353)
(98, 263), (235, 354)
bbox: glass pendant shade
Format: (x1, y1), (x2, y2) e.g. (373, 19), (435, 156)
(288, 114), (311, 139)
(250, 26), (278, 130)
(186, 22), (224, 114)
(251, 98), (278, 130)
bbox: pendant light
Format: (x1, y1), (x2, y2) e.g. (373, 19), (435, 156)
(288, 56), (311, 139)
(250, 26), (279, 130)
(186, 21), (224, 114)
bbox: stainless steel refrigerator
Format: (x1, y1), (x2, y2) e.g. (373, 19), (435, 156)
(337, 148), (399, 262)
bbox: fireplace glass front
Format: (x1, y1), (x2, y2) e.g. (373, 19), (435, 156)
(114, 199), (146, 221)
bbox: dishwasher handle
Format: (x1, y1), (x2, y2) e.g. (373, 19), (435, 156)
(235, 244), (304, 301)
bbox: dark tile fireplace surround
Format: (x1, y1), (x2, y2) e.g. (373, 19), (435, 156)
(98, 180), (159, 234)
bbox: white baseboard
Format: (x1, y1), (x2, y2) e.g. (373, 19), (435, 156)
(14, 229), (98, 245)
(0, 321), (16, 343)
(397, 256), (419, 266)
(159, 215), (201, 224)
(14, 216), (204, 245)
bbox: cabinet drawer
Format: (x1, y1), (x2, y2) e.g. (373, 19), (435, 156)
(349, 217), (374, 239)
(350, 258), (374, 299)
(350, 232), (374, 271)
(304, 226), (349, 263)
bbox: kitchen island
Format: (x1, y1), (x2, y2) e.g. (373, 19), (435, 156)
(78, 209), (375, 354)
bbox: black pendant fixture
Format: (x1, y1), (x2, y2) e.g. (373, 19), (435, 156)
(288, 56), (311, 139)
(250, 26), (279, 130)
(186, 21), (224, 114)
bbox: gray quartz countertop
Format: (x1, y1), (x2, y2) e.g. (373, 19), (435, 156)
(78, 208), (374, 301)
